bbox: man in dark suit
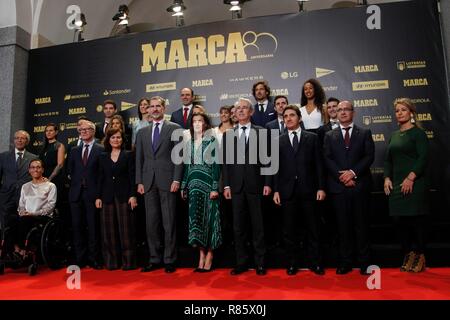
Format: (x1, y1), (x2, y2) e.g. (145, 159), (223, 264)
(170, 87), (194, 129)
(250, 81), (276, 127)
(223, 97), (272, 276)
(265, 95), (288, 133)
(317, 97), (340, 147)
(0, 130), (37, 231)
(323, 100), (375, 275)
(273, 105), (326, 276)
(67, 116), (90, 156)
(136, 96), (183, 273)
(67, 120), (104, 269)
(95, 100), (117, 140)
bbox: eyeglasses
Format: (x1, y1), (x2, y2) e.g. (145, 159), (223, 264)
(337, 108), (354, 113)
(78, 128), (94, 133)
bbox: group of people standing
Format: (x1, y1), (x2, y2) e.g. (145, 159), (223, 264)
(0, 79), (430, 276)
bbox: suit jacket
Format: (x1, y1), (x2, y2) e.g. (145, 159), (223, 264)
(97, 150), (136, 204)
(170, 107), (193, 129)
(135, 120), (184, 192)
(323, 125), (375, 194)
(274, 130), (325, 200)
(95, 121), (108, 140)
(67, 142), (104, 202)
(0, 149), (38, 196)
(317, 122), (333, 147)
(251, 101), (277, 127)
(222, 125), (271, 194)
(265, 118), (284, 133)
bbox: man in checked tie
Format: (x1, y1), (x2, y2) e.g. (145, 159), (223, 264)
(0, 130), (37, 232)
(323, 101), (375, 276)
(136, 96), (183, 273)
(170, 87), (194, 129)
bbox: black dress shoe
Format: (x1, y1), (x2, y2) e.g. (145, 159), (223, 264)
(230, 266), (248, 275)
(141, 263), (162, 272)
(165, 264), (176, 273)
(256, 266), (267, 276)
(310, 265), (325, 275)
(359, 265), (371, 275)
(286, 266), (298, 276)
(336, 266), (352, 275)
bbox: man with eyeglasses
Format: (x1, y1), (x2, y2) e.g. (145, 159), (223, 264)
(323, 100), (375, 276)
(67, 120), (104, 269)
(0, 130), (37, 231)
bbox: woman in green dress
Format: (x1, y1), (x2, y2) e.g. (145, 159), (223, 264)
(181, 112), (222, 272)
(384, 98), (429, 273)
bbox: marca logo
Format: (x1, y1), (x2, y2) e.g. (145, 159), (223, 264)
(103, 89), (131, 96)
(403, 78), (428, 87)
(354, 99), (378, 107)
(397, 60), (426, 71)
(352, 80), (389, 91)
(192, 79), (213, 87)
(281, 72), (298, 79)
(68, 107), (86, 115)
(35, 97), (51, 104)
(271, 89), (289, 96)
(34, 126), (46, 133)
(64, 93), (90, 101)
(315, 67), (335, 78)
(354, 64), (379, 73)
(121, 101), (137, 111)
(372, 133), (385, 142)
(417, 113), (432, 121)
(141, 31), (278, 73)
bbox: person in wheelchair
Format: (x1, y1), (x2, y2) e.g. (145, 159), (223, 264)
(14, 159), (57, 258)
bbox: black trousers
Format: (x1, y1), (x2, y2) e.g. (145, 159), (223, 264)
(70, 189), (100, 265)
(281, 191), (321, 267)
(231, 191), (266, 267)
(331, 189), (370, 266)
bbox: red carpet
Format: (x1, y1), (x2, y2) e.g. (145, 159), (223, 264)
(1, 267), (449, 300)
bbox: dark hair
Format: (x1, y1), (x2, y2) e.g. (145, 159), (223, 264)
(29, 158), (45, 169)
(327, 97), (340, 104)
(103, 99), (117, 110)
(274, 95), (289, 104)
(189, 112), (212, 139)
(41, 123), (59, 156)
(77, 115), (89, 122)
(252, 81), (271, 99)
(103, 127), (124, 152)
(218, 105), (233, 128)
(283, 105), (302, 118)
(137, 98), (150, 120)
(181, 87), (194, 96)
(300, 78), (326, 110)
(108, 114), (126, 132)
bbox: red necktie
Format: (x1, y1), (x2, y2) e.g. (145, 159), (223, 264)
(82, 144), (89, 166)
(183, 107), (189, 125)
(343, 127), (351, 148)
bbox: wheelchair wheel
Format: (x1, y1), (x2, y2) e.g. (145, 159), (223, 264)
(41, 219), (67, 269)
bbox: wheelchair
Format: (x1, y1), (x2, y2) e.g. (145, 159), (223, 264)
(0, 210), (70, 276)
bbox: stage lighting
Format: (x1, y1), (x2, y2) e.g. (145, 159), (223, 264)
(72, 13), (86, 42)
(224, 0), (250, 19)
(296, 0), (309, 12)
(167, 0), (186, 27)
(112, 5), (129, 23)
(357, 0), (368, 4)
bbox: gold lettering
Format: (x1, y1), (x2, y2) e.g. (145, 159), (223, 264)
(208, 35), (225, 65)
(167, 39), (187, 70)
(225, 32), (247, 63)
(141, 42), (167, 73)
(187, 37), (207, 68)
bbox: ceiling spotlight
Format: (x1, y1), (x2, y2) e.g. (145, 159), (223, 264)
(296, 0), (309, 12)
(167, 0), (186, 27)
(357, 0), (368, 5)
(71, 13), (86, 42)
(112, 5), (129, 22)
(224, 0), (250, 19)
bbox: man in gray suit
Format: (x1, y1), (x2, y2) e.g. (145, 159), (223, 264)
(136, 96), (183, 273)
(0, 130), (38, 231)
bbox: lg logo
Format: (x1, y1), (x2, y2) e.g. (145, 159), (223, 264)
(281, 72), (298, 80)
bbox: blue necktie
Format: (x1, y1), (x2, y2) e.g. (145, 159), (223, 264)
(152, 122), (160, 153)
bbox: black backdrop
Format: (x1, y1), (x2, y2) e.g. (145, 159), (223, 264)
(27, 0), (450, 208)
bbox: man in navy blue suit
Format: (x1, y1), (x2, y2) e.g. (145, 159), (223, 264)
(250, 81), (276, 127)
(170, 87), (194, 129)
(67, 120), (104, 269)
(265, 95), (288, 133)
(323, 101), (375, 276)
